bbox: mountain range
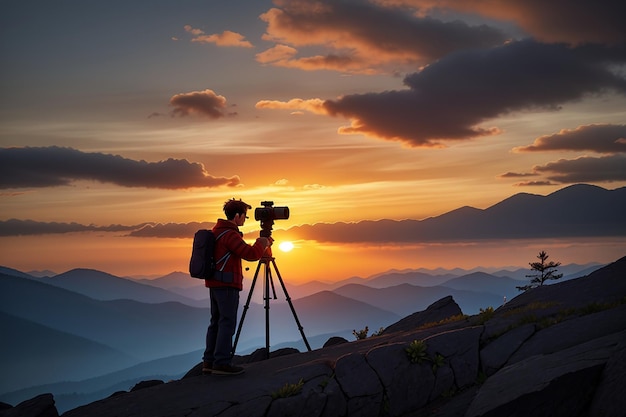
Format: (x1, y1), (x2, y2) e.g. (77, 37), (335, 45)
(1, 183), (622, 413)
(281, 184), (626, 242)
(0, 259), (602, 413)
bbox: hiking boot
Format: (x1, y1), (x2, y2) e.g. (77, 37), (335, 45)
(202, 361), (212, 375)
(211, 364), (245, 376)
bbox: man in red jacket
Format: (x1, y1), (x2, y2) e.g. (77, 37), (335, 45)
(203, 198), (270, 375)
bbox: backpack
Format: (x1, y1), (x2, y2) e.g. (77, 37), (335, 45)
(189, 229), (231, 279)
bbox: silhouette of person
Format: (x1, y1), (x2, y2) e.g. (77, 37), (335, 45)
(202, 198), (269, 375)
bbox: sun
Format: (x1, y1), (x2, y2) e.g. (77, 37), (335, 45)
(278, 241), (295, 252)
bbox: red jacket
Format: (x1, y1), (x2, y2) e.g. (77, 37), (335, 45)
(206, 219), (267, 290)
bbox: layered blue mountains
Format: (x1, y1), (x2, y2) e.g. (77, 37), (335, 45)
(1, 183), (622, 413)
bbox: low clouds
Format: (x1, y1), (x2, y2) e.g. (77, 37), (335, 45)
(0, 219), (144, 236)
(0, 219), (212, 238)
(169, 89), (236, 118)
(514, 124), (626, 154)
(503, 124), (626, 186)
(534, 155), (626, 184)
(6, 184), (623, 239)
(0, 146), (241, 190)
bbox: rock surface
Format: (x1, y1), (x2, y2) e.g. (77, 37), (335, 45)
(3, 256), (625, 417)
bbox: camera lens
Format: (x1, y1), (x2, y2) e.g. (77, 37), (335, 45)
(273, 207), (289, 220)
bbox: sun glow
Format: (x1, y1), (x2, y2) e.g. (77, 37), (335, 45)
(278, 241), (295, 252)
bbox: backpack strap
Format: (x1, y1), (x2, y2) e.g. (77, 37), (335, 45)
(215, 230), (233, 271)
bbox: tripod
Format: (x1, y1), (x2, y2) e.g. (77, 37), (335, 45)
(232, 244), (312, 359)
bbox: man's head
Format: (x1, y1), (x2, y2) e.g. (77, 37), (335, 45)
(223, 198), (252, 221)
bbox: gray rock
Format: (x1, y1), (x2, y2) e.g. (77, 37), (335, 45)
(426, 326), (482, 389)
(507, 304), (626, 365)
(334, 352), (383, 417)
(384, 296), (463, 334)
(0, 394), (58, 417)
(323, 336), (348, 347)
(466, 330), (626, 417)
(587, 345), (626, 417)
(367, 342), (435, 415)
(480, 323), (536, 376)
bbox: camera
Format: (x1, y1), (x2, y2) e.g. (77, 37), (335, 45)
(255, 201), (289, 237)
(254, 201), (289, 222)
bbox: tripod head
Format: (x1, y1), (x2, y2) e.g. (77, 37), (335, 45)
(255, 201), (288, 238)
(259, 219), (274, 238)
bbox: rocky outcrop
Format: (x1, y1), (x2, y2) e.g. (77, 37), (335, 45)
(3, 256), (626, 417)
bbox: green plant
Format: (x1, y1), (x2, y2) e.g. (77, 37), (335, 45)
(271, 378), (304, 399)
(477, 306), (495, 324)
(353, 326), (369, 340)
(431, 353), (445, 372)
(405, 339), (429, 364)
(318, 373), (335, 390)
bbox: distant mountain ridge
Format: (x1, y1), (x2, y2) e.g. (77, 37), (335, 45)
(282, 184), (626, 242)
(44, 268), (207, 307)
(0, 259), (609, 413)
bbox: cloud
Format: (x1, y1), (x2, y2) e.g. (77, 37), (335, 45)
(169, 89), (235, 118)
(498, 172), (538, 178)
(127, 222), (214, 238)
(321, 40), (626, 146)
(0, 219), (146, 236)
(256, 44), (298, 64)
(513, 181), (555, 187)
(258, 0), (508, 73)
(184, 25), (253, 48)
(533, 154), (626, 183)
(0, 219), (215, 238)
(0, 146), (241, 189)
(255, 98), (327, 114)
(382, 0), (626, 45)
(514, 124), (626, 154)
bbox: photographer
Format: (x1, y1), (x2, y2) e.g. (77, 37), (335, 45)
(203, 198), (270, 376)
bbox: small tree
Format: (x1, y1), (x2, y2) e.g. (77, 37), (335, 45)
(517, 251), (563, 291)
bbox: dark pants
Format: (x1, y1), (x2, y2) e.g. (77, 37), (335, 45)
(203, 287), (240, 366)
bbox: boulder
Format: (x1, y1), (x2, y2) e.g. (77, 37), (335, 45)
(0, 393), (58, 417)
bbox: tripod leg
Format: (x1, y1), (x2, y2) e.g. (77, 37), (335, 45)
(264, 262), (271, 359)
(270, 258), (312, 352)
(232, 259), (262, 357)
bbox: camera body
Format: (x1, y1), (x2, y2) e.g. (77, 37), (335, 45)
(254, 201), (289, 222)
(255, 201), (289, 237)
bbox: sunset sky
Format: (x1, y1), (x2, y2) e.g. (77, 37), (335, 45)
(1, 0), (625, 283)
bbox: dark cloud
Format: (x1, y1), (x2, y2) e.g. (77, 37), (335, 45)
(0, 219), (146, 236)
(260, 0), (508, 72)
(0, 146), (241, 189)
(402, 0), (626, 45)
(515, 124), (626, 154)
(513, 181), (555, 187)
(0, 219), (213, 238)
(169, 89), (236, 118)
(533, 154), (626, 183)
(498, 172), (538, 178)
(323, 40), (626, 146)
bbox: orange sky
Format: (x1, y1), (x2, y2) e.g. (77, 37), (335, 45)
(1, 1), (625, 282)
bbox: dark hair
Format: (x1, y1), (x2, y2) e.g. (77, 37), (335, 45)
(223, 198), (252, 220)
